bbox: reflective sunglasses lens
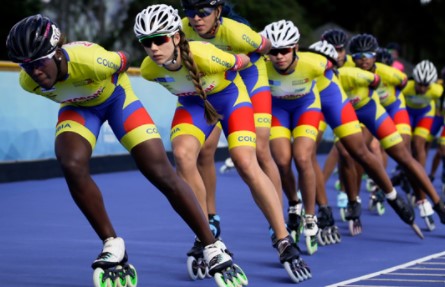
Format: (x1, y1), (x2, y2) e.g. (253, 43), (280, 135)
(352, 52), (376, 60)
(185, 7), (214, 18)
(140, 35), (170, 48)
(20, 57), (51, 72)
(269, 48), (292, 56)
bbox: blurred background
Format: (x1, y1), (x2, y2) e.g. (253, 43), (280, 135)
(2, 0), (445, 73)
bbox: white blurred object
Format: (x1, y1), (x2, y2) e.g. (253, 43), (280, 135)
(219, 157), (235, 173)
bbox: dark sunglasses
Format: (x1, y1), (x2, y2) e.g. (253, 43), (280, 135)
(269, 47), (293, 56)
(351, 52), (376, 60)
(416, 82), (430, 88)
(184, 7), (215, 18)
(20, 51), (56, 73)
(139, 34), (171, 48)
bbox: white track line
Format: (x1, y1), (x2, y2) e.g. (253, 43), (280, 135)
(325, 251), (445, 287)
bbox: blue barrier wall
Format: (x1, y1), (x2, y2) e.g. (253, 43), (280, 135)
(0, 66), (333, 163)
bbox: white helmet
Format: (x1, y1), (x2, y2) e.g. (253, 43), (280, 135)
(262, 20), (300, 48)
(134, 4), (182, 39)
(309, 40), (338, 62)
(413, 60), (437, 85)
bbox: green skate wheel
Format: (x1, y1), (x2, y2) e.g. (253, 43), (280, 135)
(93, 267), (115, 287)
(376, 202), (385, 216)
(113, 264), (137, 287)
(305, 235), (318, 255)
(232, 264), (248, 285)
(214, 269), (235, 287)
(335, 179), (341, 191)
(339, 208), (346, 222)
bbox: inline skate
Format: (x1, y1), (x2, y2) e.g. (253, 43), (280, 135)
(368, 183), (386, 216)
(287, 202), (304, 243)
(92, 237), (137, 287)
(387, 193), (424, 239)
(337, 191), (348, 222)
(317, 205), (341, 245)
(219, 157), (235, 174)
(417, 199), (435, 231)
(303, 214), (318, 255)
(204, 240), (248, 287)
(345, 200), (362, 236)
(274, 235), (311, 283)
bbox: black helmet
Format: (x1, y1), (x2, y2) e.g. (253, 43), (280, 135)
(6, 14), (61, 63)
(321, 28), (348, 49)
(376, 48), (394, 65)
(181, 0), (224, 9)
(349, 33), (379, 54)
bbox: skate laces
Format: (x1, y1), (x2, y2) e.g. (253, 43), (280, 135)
(203, 241), (232, 271)
(96, 237), (126, 263)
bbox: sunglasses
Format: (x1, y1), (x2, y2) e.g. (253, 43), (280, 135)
(184, 7), (215, 18)
(416, 82), (430, 88)
(20, 50), (56, 73)
(139, 34), (171, 48)
(269, 47), (293, 56)
(351, 52), (376, 60)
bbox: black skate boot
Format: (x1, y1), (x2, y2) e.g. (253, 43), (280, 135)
(390, 165), (403, 186)
(345, 200), (362, 236)
(433, 201), (445, 224)
(387, 194), (424, 239)
(274, 235), (311, 283)
(317, 205), (341, 245)
(204, 240), (248, 287)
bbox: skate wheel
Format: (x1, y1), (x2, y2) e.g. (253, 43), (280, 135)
(334, 179), (341, 191)
(348, 219), (362, 236)
(214, 272), (235, 287)
(305, 235), (318, 255)
(325, 231), (334, 245)
(283, 261), (303, 283)
(186, 256), (199, 280)
(93, 267), (111, 287)
(368, 199), (375, 211)
(316, 232), (326, 246)
(425, 215), (436, 231)
(331, 227), (341, 243)
(115, 265), (137, 287)
(339, 208), (346, 222)
(232, 264), (248, 285)
(197, 261), (207, 280)
(376, 202), (385, 216)
(219, 165), (228, 174)
(214, 266), (244, 287)
(290, 230), (299, 243)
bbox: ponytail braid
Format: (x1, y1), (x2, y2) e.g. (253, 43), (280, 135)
(178, 31), (222, 125)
